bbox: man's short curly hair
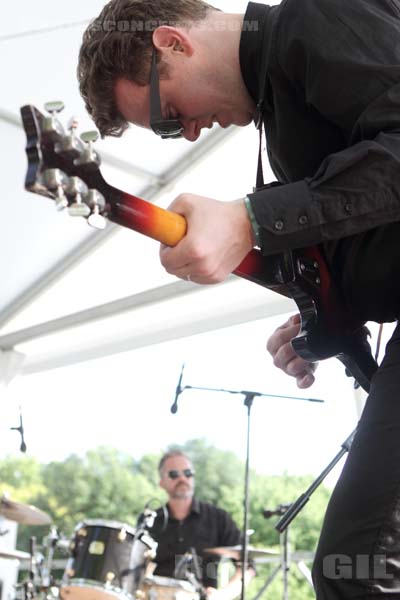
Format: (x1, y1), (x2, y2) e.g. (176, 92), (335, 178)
(77, 0), (217, 138)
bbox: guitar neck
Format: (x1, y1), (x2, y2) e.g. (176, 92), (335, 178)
(107, 191), (290, 297)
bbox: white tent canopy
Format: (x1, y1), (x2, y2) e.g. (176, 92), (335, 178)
(1, 0), (384, 475)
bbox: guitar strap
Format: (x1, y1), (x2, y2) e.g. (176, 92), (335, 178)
(253, 7), (273, 192)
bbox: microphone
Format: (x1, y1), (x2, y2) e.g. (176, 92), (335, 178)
(11, 411), (27, 453)
(170, 364), (185, 414)
(19, 413), (27, 453)
(142, 502), (157, 528)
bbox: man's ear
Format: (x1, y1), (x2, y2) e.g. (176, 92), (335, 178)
(153, 26), (194, 56)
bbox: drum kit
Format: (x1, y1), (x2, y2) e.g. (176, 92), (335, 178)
(0, 497), (160, 600)
(0, 498), (214, 600)
(0, 495), (284, 600)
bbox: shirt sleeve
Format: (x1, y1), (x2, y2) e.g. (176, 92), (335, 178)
(216, 508), (241, 547)
(248, 0), (400, 255)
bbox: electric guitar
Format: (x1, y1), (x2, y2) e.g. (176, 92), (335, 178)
(20, 102), (378, 392)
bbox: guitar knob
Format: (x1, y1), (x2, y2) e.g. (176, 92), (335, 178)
(66, 176), (90, 217)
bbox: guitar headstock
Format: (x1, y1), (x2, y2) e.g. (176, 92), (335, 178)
(20, 102), (117, 230)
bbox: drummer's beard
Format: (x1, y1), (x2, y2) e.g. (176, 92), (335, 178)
(171, 482), (194, 499)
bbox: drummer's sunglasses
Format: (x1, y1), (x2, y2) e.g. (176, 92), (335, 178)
(167, 469), (195, 479)
(150, 49), (184, 139)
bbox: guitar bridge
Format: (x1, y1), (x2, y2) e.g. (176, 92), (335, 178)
(296, 257), (321, 287)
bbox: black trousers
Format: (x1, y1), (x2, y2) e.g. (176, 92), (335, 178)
(313, 320), (400, 598)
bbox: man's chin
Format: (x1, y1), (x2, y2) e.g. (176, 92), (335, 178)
(237, 114), (253, 126)
(172, 490), (194, 499)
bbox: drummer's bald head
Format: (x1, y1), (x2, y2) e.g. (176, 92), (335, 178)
(158, 450), (192, 474)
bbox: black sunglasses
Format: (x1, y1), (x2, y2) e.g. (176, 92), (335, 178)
(167, 469), (195, 479)
(150, 49), (184, 139)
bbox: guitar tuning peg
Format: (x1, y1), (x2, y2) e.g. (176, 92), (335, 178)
(55, 115), (84, 159)
(67, 116), (79, 131)
(86, 190), (107, 230)
(42, 101), (65, 142)
(75, 130), (101, 168)
(44, 101), (65, 115)
(88, 204), (107, 230)
(66, 176), (90, 218)
(41, 169), (69, 210)
(80, 130), (99, 144)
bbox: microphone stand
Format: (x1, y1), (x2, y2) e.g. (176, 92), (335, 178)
(253, 504), (301, 600)
(275, 429), (356, 533)
(175, 381), (323, 600)
(247, 430), (355, 599)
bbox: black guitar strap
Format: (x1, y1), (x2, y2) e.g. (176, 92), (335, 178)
(253, 9), (273, 192)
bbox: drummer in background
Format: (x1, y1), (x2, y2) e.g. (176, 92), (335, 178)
(150, 451), (254, 600)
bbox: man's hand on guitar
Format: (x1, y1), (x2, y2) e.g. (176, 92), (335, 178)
(267, 314), (318, 389)
(159, 194), (255, 284)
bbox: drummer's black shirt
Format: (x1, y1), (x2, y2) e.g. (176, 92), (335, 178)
(150, 498), (241, 588)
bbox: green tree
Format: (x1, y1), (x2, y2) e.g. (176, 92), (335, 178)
(41, 446), (163, 535)
(0, 440), (332, 600)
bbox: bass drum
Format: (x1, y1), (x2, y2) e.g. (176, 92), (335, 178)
(60, 519), (156, 600)
(141, 576), (199, 600)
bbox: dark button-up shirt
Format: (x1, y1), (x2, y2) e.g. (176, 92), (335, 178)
(151, 499), (241, 588)
(240, 0), (400, 321)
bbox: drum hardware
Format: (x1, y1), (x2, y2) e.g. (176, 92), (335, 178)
(118, 530), (128, 542)
(248, 519), (313, 600)
(143, 549), (156, 561)
(12, 527), (69, 600)
(77, 528), (87, 537)
(40, 527), (61, 588)
(64, 569), (74, 578)
(174, 548), (206, 600)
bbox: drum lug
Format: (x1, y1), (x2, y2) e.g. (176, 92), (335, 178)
(77, 528), (87, 537)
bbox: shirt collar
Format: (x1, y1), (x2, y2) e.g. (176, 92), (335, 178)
(166, 497), (200, 517)
(191, 497), (200, 514)
(239, 2), (274, 107)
